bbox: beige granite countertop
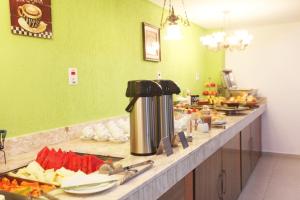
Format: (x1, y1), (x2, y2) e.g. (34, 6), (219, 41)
(0, 104), (266, 200)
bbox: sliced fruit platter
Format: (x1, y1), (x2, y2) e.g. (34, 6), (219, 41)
(0, 176), (56, 198)
(8, 147), (107, 185)
(0, 147), (122, 198)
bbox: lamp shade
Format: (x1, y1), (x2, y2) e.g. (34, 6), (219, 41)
(164, 24), (182, 40)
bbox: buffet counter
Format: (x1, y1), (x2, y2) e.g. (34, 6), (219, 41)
(0, 104), (266, 200)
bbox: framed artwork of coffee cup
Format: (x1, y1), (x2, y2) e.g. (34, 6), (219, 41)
(9, 0), (52, 39)
(142, 22), (161, 62)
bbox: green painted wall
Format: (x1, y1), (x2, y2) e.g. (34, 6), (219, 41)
(0, 0), (224, 137)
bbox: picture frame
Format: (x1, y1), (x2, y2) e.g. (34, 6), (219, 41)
(142, 22), (161, 62)
(9, 0), (52, 39)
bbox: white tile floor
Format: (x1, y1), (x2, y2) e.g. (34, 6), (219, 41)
(238, 154), (300, 200)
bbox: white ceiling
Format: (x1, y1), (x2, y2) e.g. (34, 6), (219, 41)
(150, 0), (300, 29)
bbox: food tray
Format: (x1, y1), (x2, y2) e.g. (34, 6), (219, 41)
(0, 175), (56, 199)
(1, 152), (123, 199)
(2, 152), (123, 183)
(215, 106), (250, 115)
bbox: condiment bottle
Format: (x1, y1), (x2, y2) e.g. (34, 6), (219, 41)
(201, 105), (212, 130)
(191, 108), (199, 131)
(186, 109), (193, 134)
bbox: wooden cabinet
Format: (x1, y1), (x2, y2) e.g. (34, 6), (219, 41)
(195, 134), (241, 200)
(241, 124), (252, 188)
(241, 116), (262, 188)
(158, 171), (193, 200)
(222, 134), (241, 200)
(194, 149), (222, 200)
(251, 116), (262, 168)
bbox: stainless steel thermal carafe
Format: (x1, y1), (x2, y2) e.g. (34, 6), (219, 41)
(129, 97), (158, 155)
(125, 80), (162, 156)
(154, 80), (181, 143)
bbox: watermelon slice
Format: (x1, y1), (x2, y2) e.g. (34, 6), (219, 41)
(36, 147), (50, 164)
(35, 147), (104, 174)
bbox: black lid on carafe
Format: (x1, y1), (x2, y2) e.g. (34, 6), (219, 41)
(154, 80), (181, 95)
(126, 80), (162, 97)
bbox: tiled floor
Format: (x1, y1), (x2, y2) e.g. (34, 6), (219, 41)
(238, 154), (300, 200)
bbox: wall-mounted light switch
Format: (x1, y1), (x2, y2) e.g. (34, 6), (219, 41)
(69, 68), (78, 85)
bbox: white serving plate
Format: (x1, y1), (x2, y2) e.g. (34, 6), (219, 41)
(63, 181), (118, 194)
(212, 120), (227, 125)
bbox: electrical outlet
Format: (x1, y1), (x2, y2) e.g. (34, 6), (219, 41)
(195, 72), (200, 81)
(157, 71), (162, 80)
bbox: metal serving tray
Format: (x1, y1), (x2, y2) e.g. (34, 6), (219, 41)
(0, 153), (123, 199)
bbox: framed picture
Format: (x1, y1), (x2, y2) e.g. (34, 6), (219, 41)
(9, 0), (52, 39)
(142, 22), (161, 62)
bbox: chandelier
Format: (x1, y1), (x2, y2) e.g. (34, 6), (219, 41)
(160, 0), (190, 40)
(200, 12), (253, 51)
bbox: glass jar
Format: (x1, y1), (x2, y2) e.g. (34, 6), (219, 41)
(201, 105), (212, 130)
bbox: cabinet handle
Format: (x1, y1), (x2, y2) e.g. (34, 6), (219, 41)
(222, 169), (227, 195)
(218, 173), (223, 200)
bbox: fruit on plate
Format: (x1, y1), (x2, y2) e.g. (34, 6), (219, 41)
(202, 91), (209, 96)
(228, 97), (238, 102)
(222, 97), (240, 107)
(0, 177), (55, 198)
(205, 82), (216, 88)
(245, 95), (258, 107)
(8, 161), (79, 186)
(210, 82), (216, 87)
(225, 95), (257, 105)
(246, 95), (257, 103)
(213, 97), (226, 106)
(209, 91), (217, 96)
(36, 147), (104, 174)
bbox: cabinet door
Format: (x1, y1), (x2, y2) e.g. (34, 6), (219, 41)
(241, 125), (252, 188)
(195, 149), (222, 200)
(158, 171), (193, 200)
(251, 116), (262, 169)
(222, 133), (241, 200)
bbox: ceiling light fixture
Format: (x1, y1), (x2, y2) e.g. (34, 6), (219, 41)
(200, 11), (253, 51)
(160, 0), (190, 40)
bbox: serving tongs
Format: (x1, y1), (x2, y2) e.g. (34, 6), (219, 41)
(120, 162), (154, 185)
(0, 130), (7, 164)
(108, 160), (154, 185)
(108, 160), (154, 175)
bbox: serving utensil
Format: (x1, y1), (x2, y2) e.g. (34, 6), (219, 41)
(120, 162), (154, 185)
(108, 160), (154, 175)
